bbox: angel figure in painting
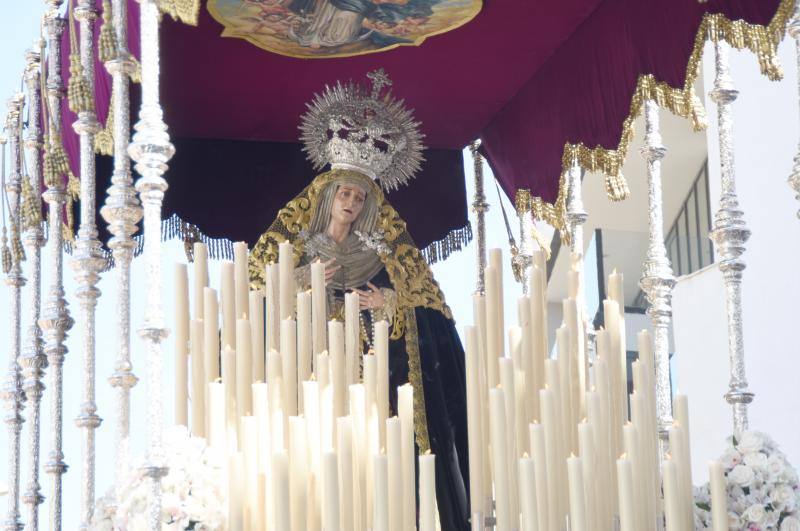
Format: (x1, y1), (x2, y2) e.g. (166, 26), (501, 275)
(249, 69), (470, 530)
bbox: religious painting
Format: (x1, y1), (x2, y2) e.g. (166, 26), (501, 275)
(207, 0), (482, 59)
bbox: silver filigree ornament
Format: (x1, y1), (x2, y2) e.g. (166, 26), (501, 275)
(299, 68), (424, 191)
(354, 229), (390, 257)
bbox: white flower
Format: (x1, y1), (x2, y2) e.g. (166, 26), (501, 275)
(743, 503), (767, 524)
(720, 447), (743, 469)
(744, 452), (768, 470)
(766, 454), (788, 479)
(729, 464), (756, 487)
(782, 516), (800, 531)
(772, 485), (798, 512)
(737, 431), (765, 454)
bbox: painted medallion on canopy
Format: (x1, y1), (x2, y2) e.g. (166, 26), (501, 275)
(207, 0), (482, 59)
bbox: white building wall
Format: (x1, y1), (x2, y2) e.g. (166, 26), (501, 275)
(673, 39), (800, 482)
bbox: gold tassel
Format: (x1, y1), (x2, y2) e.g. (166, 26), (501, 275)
(98, 0), (118, 63)
(605, 172), (630, 202)
(20, 175), (42, 231)
(10, 221), (25, 264)
(1, 228), (11, 274)
(43, 136), (73, 189)
(68, 53), (94, 114)
(64, 194), (76, 242)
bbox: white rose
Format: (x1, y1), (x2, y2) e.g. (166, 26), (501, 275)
(738, 432), (765, 454)
(782, 516), (800, 531)
(744, 452), (768, 470)
(766, 454), (788, 478)
(720, 447), (743, 469)
(729, 464), (756, 487)
(774, 485), (798, 512)
(743, 503), (767, 524)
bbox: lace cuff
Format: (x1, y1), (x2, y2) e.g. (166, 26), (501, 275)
(375, 287), (397, 324)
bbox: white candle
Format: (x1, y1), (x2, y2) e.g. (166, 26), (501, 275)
(623, 423), (643, 530)
(662, 458), (682, 531)
(289, 416), (308, 531)
(485, 265), (501, 389)
(175, 263), (189, 427)
(252, 382), (270, 469)
(207, 381), (226, 452)
(555, 326), (575, 454)
(464, 327), (484, 522)
(297, 291), (312, 408)
(616, 456), (636, 531)
(528, 266), (545, 422)
(329, 320), (346, 422)
(577, 422), (596, 528)
(250, 290), (265, 383)
(221, 261), (236, 350)
(499, 357), (519, 522)
(529, 423), (550, 531)
(222, 347), (238, 451)
(311, 260), (327, 355)
(419, 453), (436, 531)
(266, 263), (280, 351)
(241, 415), (259, 528)
(607, 269), (624, 315)
(387, 417), (402, 531)
(281, 318), (297, 416)
(337, 417), (355, 531)
(540, 385), (563, 528)
(349, 384), (366, 531)
(518, 455), (538, 531)
(374, 453), (389, 531)
(490, 387), (511, 531)
(303, 380), (321, 472)
(323, 450), (341, 531)
(564, 297), (587, 420)
(397, 384), (415, 531)
(489, 248), (505, 362)
(375, 320), (389, 447)
(273, 451), (290, 531)
(567, 455), (587, 531)
(234, 241), (249, 319)
(279, 241), (295, 320)
(669, 423), (693, 531)
(318, 353), (333, 452)
(363, 355), (378, 527)
(228, 452), (244, 531)
(236, 319), (253, 417)
(345, 292), (360, 384)
(193, 242), (208, 320)
(709, 461), (728, 531)
(203, 287), (220, 382)
(190, 319), (205, 437)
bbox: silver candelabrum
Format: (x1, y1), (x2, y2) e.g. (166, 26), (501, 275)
(2, 93), (27, 531)
(470, 140), (489, 295)
(708, 40), (753, 435)
(128, 1), (175, 528)
(20, 48), (47, 531)
(638, 99), (676, 457)
(71, 0), (106, 528)
(101, 0), (142, 501)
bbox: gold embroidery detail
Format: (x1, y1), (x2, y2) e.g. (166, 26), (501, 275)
(157, 0), (200, 25)
(404, 307), (431, 453)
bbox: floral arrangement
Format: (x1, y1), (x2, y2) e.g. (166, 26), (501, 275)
(695, 431), (800, 530)
(91, 426), (226, 530)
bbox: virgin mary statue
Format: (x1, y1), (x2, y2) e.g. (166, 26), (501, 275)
(249, 69), (470, 530)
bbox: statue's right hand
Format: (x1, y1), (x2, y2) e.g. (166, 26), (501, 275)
(323, 258), (340, 284)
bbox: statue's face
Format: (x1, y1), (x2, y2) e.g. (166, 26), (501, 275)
(331, 183), (366, 226)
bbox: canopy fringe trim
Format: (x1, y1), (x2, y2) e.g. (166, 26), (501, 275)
(515, 0), (793, 232)
(419, 221), (473, 265)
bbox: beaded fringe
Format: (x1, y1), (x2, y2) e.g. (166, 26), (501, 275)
(419, 222), (473, 265)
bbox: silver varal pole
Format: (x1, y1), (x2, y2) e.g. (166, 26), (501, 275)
(789, 2), (800, 217)
(21, 48), (47, 531)
(517, 206), (535, 295)
(470, 140), (488, 294)
(101, 0), (142, 497)
(2, 93), (27, 531)
(40, 5), (74, 530)
(708, 40), (753, 435)
(71, 0), (105, 527)
(638, 99), (675, 457)
(128, 0), (175, 528)
(566, 157), (587, 257)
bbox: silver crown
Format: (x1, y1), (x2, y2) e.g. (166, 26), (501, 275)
(299, 69), (425, 191)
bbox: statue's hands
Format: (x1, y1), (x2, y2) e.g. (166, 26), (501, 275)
(322, 258), (340, 284)
(354, 282), (385, 310)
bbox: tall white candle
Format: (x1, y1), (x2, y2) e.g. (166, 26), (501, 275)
(556, 326), (575, 453)
(490, 387), (511, 531)
(241, 415), (259, 529)
(303, 380), (321, 472)
(419, 453), (436, 531)
(337, 417), (355, 531)
(193, 242), (208, 320)
(228, 452), (244, 531)
(375, 320), (389, 447)
(485, 265), (501, 389)
(297, 291), (312, 409)
(669, 423), (693, 531)
(529, 423), (550, 531)
(318, 353), (334, 452)
(190, 319), (206, 437)
(363, 355), (378, 527)
(221, 261), (236, 350)
(279, 241), (295, 320)
(709, 461), (728, 531)
(290, 416), (308, 531)
(222, 346), (238, 451)
(499, 357), (519, 523)
(387, 417), (402, 531)
(273, 451), (290, 531)
(519, 456), (538, 531)
(234, 241), (250, 319)
(616, 456), (636, 531)
(311, 260), (327, 355)
(489, 248), (505, 360)
(329, 320), (346, 422)
(662, 458), (682, 531)
(345, 292), (360, 384)
(464, 327), (484, 522)
(563, 297), (586, 420)
(540, 385), (563, 528)
(473, 294), (493, 512)
(207, 381), (226, 452)
(349, 384), (367, 531)
(281, 318), (297, 416)
(250, 290), (265, 383)
(323, 450), (341, 531)
(252, 382), (270, 469)
(236, 319), (253, 417)
(203, 287), (220, 382)
(567, 455), (587, 531)
(175, 263), (189, 427)
(528, 266), (545, 422)
(374, 453), (390, 531)
(577, 422), (596, 528)
(397, 384), (415, 531)
(265, 263), (280, 351)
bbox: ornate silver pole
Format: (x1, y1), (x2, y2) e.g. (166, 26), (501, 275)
(71, 0), (105, 527)
(565, 157), (587, 257)
(638, 99), (675, 457)
(708, 40), (753, 435)
(20, 48), (47, 531)
(101, 0), (141, 497)
(40, 5), (74, 530)
(2, 93), (27, 531)
(470, 140), (489, 294)
(516, 207), (535, 294)
(789, 2), (800, 217)
(128, 0), (174, 527)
